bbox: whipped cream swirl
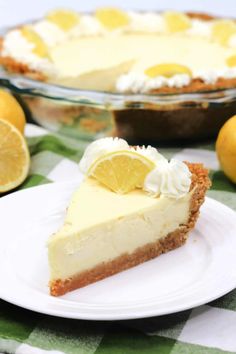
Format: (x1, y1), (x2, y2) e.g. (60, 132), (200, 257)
(144, 159), (192, 198)
(134, 145), (167, 163)
(116, 73), (192, 93)
(79, 137), (129, 173)
(127, 12), (166, 33)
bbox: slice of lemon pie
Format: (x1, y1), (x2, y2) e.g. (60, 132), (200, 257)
(48, 138), (210, 296)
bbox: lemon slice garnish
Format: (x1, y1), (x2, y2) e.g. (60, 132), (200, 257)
(212, 20), (236, 45)
(164, 11), (191, 33)
(46, 9), (80, 31)
(0, 119), (30, 193)
(88, 150), (155, 194)
(226, 55), (236, 67)
(21, 26), (49, 58)
(145, 63), (192, 78)
(95, 8), (130, 30)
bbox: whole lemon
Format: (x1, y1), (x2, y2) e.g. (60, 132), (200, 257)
(216, 115), (236, 183)
(0, 89), (26, 134)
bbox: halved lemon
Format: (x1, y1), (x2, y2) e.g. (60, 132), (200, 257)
(88, 150), (155, 194)
(21, 26), (49, 58)
(46, 9), (80, 31)
(212, 20), (236, 45)
(0, 119), (30, 193)
(145, 63), (192, 78)
(164, 11), (191, 33)
(0, 89), (26, 134)
(95, 8), (130, 30)
(216, 115), (236, 183)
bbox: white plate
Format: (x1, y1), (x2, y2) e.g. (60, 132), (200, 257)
(0, 181), (236, 321)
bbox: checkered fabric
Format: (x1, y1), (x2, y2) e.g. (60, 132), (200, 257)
(0, 124), (236, 354)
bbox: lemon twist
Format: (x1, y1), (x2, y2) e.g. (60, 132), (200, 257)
(212, 20), (236, 45)
(145, 63), (192, 78)
(21, 26), (49, 58)
(164, 11), (191, 33)
(88, 150), (155, 194)
(226, 55), (236, 67)
(95, 8), (130, 30)
(46, 9), (80, 31)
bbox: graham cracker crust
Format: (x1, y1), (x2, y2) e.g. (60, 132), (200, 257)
(50, 162), (211, 296)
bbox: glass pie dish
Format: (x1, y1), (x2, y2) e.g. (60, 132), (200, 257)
(1, 67), (236, 144)
(1, 9), (236, 144)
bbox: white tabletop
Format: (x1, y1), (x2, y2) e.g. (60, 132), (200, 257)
(0, 0), (235, 28)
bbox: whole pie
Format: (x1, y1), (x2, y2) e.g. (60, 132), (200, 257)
(48, 138), (211, 296)
(1, 8), (236, 93)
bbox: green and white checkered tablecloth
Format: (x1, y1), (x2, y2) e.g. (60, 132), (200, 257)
(1, 123), (236, 354)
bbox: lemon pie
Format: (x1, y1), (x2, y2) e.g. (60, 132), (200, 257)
(48, 138), (210, 296)
(1, 8), (236, 93)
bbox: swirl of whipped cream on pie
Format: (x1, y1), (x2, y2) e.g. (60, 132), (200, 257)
(33, 20), (67, 46)
(228, 34), (236, 48)
(71, 15), (105, 37)
(144, 158), (192, 198)
(133, 145), (167, 163)
(127, 12), (166, 33)
(186, 19), (212, 37)
(79, 137), (129, 173)
(116, 73), (192, 93)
